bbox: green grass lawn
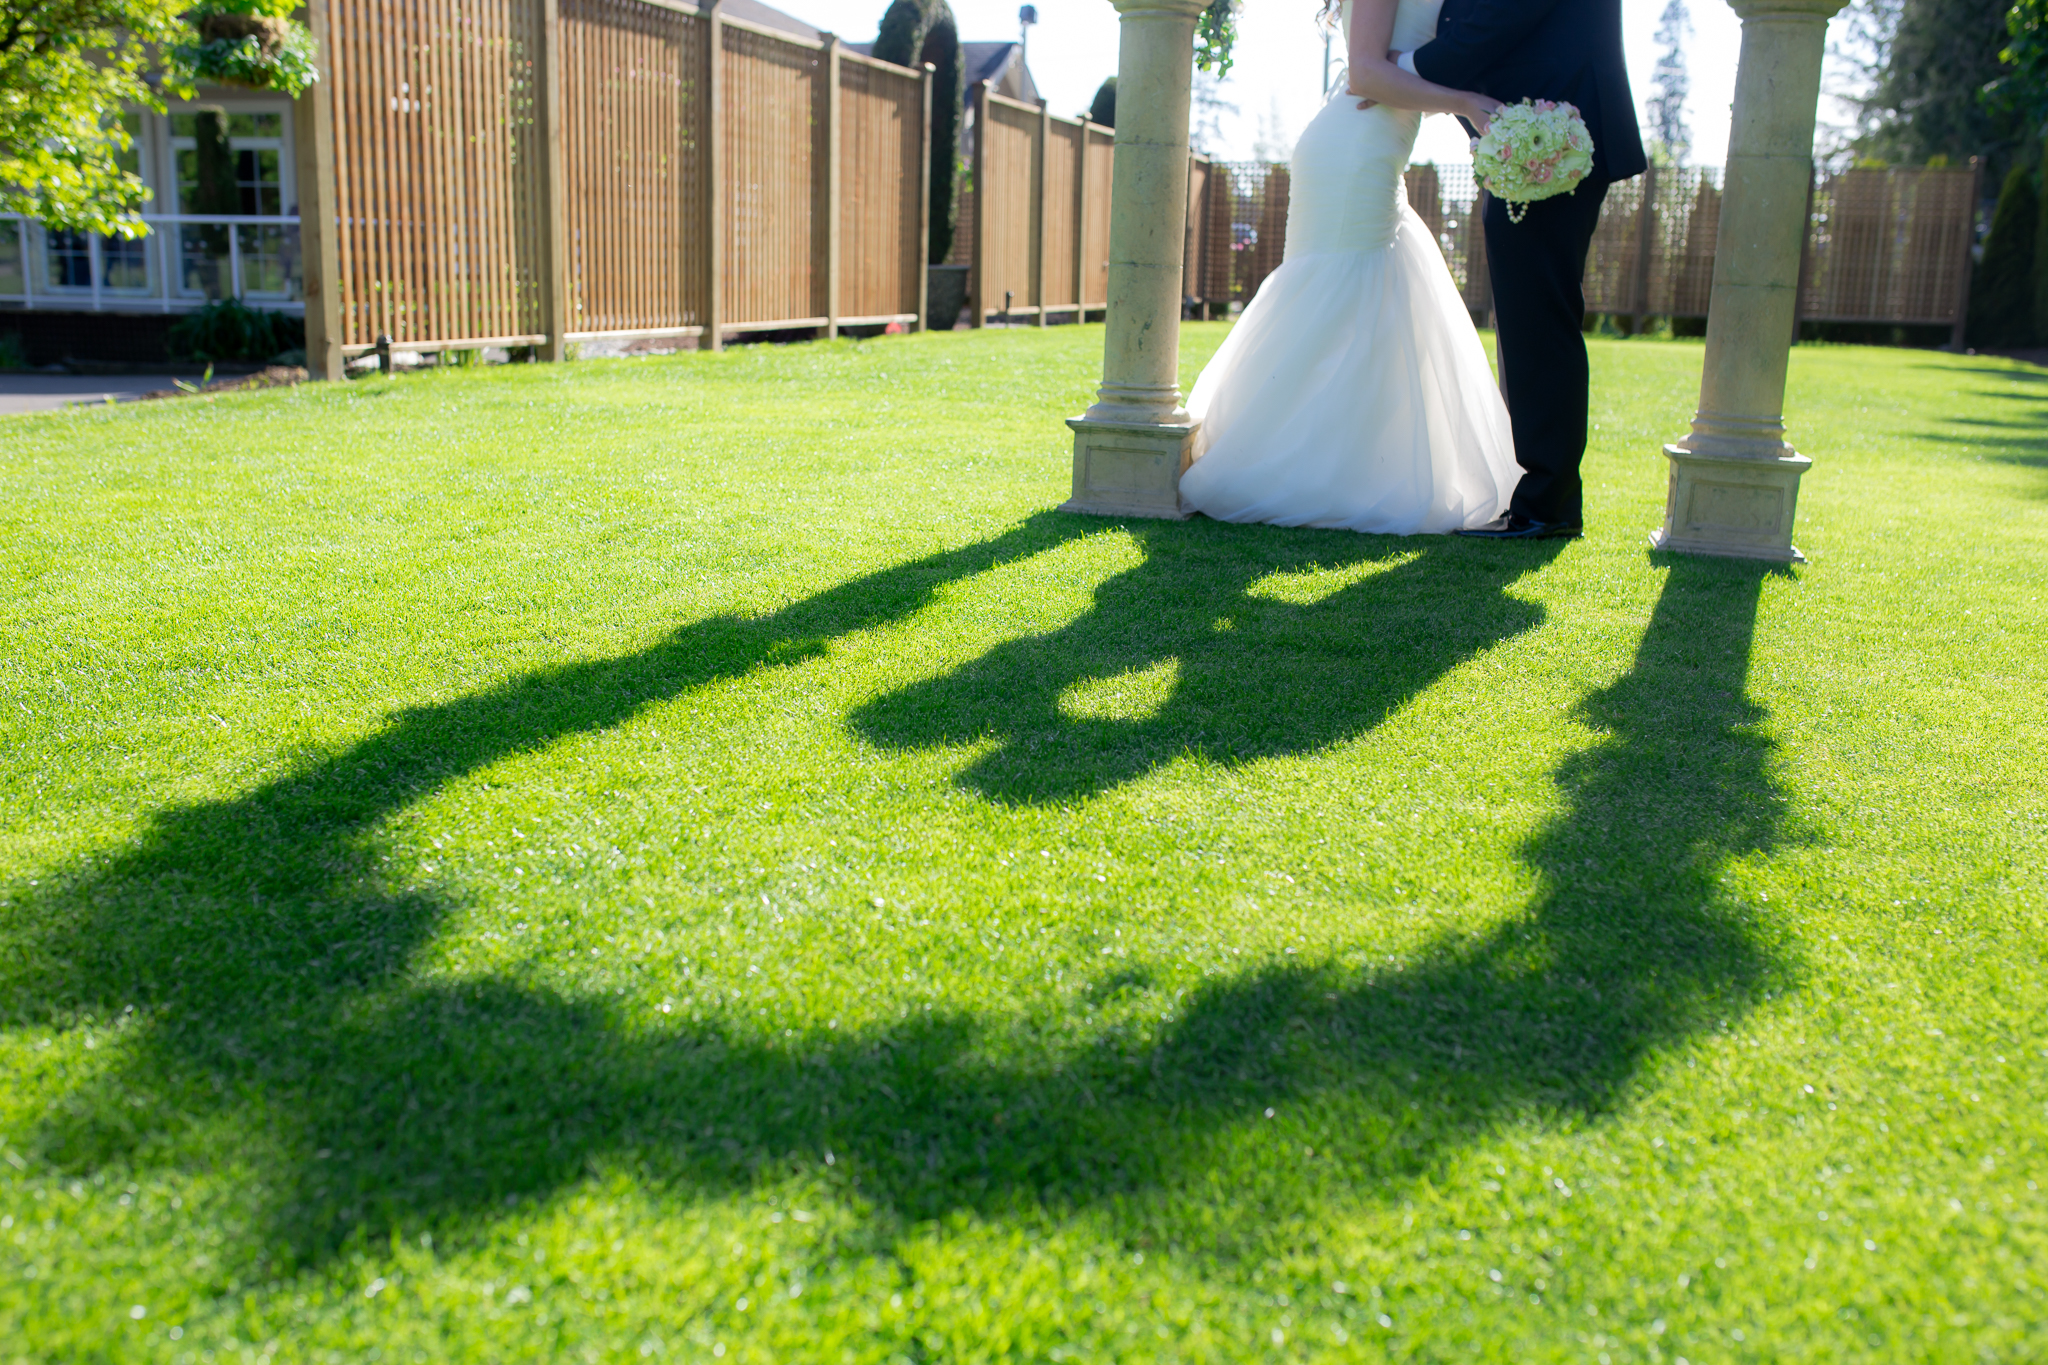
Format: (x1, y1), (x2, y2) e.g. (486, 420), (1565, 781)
(1, 324), (2044, 1363)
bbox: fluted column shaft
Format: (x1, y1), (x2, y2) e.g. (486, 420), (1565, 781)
(1086, 0), (1206, 424)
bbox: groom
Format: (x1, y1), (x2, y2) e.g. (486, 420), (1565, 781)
(1398, 0), (1647, 540)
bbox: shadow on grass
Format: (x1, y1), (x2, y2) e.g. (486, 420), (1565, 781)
(4, 515), (1791, 1274)
(849, 525), (1558, 802)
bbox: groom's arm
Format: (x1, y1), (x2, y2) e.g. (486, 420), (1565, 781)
(1409, 0), (1567, 89)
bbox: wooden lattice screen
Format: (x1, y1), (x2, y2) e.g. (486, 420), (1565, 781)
(1178, 159), (1977, 342)
(307, 0), (930, 364)
(1801, 166), (1979, 327)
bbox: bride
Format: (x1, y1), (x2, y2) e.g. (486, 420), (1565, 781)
(1178, 0), (1517, 534)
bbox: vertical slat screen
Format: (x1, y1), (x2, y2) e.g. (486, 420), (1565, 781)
(722, 22), (822, 326)
(980, 96), (1038, 316)
(1041, 118), (1081, 311)
(329, 0), (544, 345)
(837, 55), (923, 321)
(1082, 125), (1113, 307)
(559, 0), (706, 335)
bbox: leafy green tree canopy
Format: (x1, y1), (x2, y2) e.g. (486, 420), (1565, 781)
(1985, 0), (2048, 132)
(0, 0), (193, 233)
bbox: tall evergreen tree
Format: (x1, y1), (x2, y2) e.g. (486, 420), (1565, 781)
(873, 0), (963, 265)
(1646, 0), (1692, 162)
(1967, 163), (2038, 346)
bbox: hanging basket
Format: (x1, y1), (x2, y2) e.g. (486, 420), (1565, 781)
(175, 7), (320, 95)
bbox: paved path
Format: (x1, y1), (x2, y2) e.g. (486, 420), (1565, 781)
(0, 373), (192, 415)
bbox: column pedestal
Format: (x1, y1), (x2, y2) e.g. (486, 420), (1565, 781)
(1652, 444), (1811, 562)
(1063, 417), (1197, 520)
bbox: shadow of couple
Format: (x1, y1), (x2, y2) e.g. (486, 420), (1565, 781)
(3, 510), (1795, 1268)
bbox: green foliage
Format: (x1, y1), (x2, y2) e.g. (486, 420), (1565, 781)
(1968, 164), (2039, 347)
(0, 330), (2045, 1361)
(1985, 0), (2048, 131)
(1194, 0), (1238, 77)
(0, 330), (25, 368)
(0, 0), (193, 234)
(872, 0), (961, 264)
(165, 297), (306, 363)
(1089, 75), (1116, 128)
(1851, 0), (2026, 184)
(171, 3), (319, 96)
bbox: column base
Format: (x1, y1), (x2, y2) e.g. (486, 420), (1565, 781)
(1649, 442), (1811, 564)
(1061, 416), (1199, 520)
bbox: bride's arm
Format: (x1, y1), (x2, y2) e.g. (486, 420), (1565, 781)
(1345, 0), (1500, 130)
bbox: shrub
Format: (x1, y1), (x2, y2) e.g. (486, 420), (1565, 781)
(167, 299), (306, 363)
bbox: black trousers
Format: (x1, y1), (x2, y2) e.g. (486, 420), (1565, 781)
(1484, 177), (1611, 525)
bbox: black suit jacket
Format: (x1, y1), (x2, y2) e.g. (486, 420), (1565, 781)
(1411, 0), (1647, 182)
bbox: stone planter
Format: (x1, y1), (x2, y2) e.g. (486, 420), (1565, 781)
(926, 265), (969, 331)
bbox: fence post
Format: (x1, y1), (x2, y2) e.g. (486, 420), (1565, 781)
(970, 79), (990, 328)
(293, 0), (344, 380)
(704, 0), (723, 351)
(1034, 99), (1050, 325)
(916, 62), (934, 331)
(538, 0), (569, 361)
(1630, 161), (1657, 334)
(1950, 157), (1982, 350)
(823, 32), (842, 340)
(1074, 119), (1091, 324)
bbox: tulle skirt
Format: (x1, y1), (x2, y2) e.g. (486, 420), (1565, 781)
(1180, 122), (1521, 535)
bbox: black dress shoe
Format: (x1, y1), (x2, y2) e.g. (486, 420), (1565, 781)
(1453, 514), (1584, 540)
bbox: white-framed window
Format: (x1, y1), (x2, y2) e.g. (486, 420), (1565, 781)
(31, 112), (157, 298)
(165, 102), (297, 301)
(15, 97), (300, 305)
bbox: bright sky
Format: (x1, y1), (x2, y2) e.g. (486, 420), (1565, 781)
(778, 0), (1860, 167)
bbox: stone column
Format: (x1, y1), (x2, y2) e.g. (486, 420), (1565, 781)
(1653, 0), (1845, 562)
(1062, 0), (1208, 520)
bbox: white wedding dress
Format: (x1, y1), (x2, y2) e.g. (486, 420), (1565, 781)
(1178, 0), (1520, 533)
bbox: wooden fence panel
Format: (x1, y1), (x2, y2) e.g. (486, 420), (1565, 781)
(837, 54), (923, 323)
(722, 21), (824, 327)
(1042, 117), (1081, 312)
(560, 0), (705, 336)
(978, 94), (1039, 318)
(329, 0), (546, 348)
(1082, 125), (1113, 307)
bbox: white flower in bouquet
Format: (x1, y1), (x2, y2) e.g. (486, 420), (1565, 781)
(1472, 99), (1595, 223)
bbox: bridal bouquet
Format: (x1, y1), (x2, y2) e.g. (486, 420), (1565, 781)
(1473, 100), (1595, 222)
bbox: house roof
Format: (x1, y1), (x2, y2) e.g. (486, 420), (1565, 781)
(961, 41), (1038, 106)
(723, 0), (819, 40)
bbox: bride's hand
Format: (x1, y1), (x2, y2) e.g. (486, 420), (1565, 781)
(1464, 94), (1503, 135)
